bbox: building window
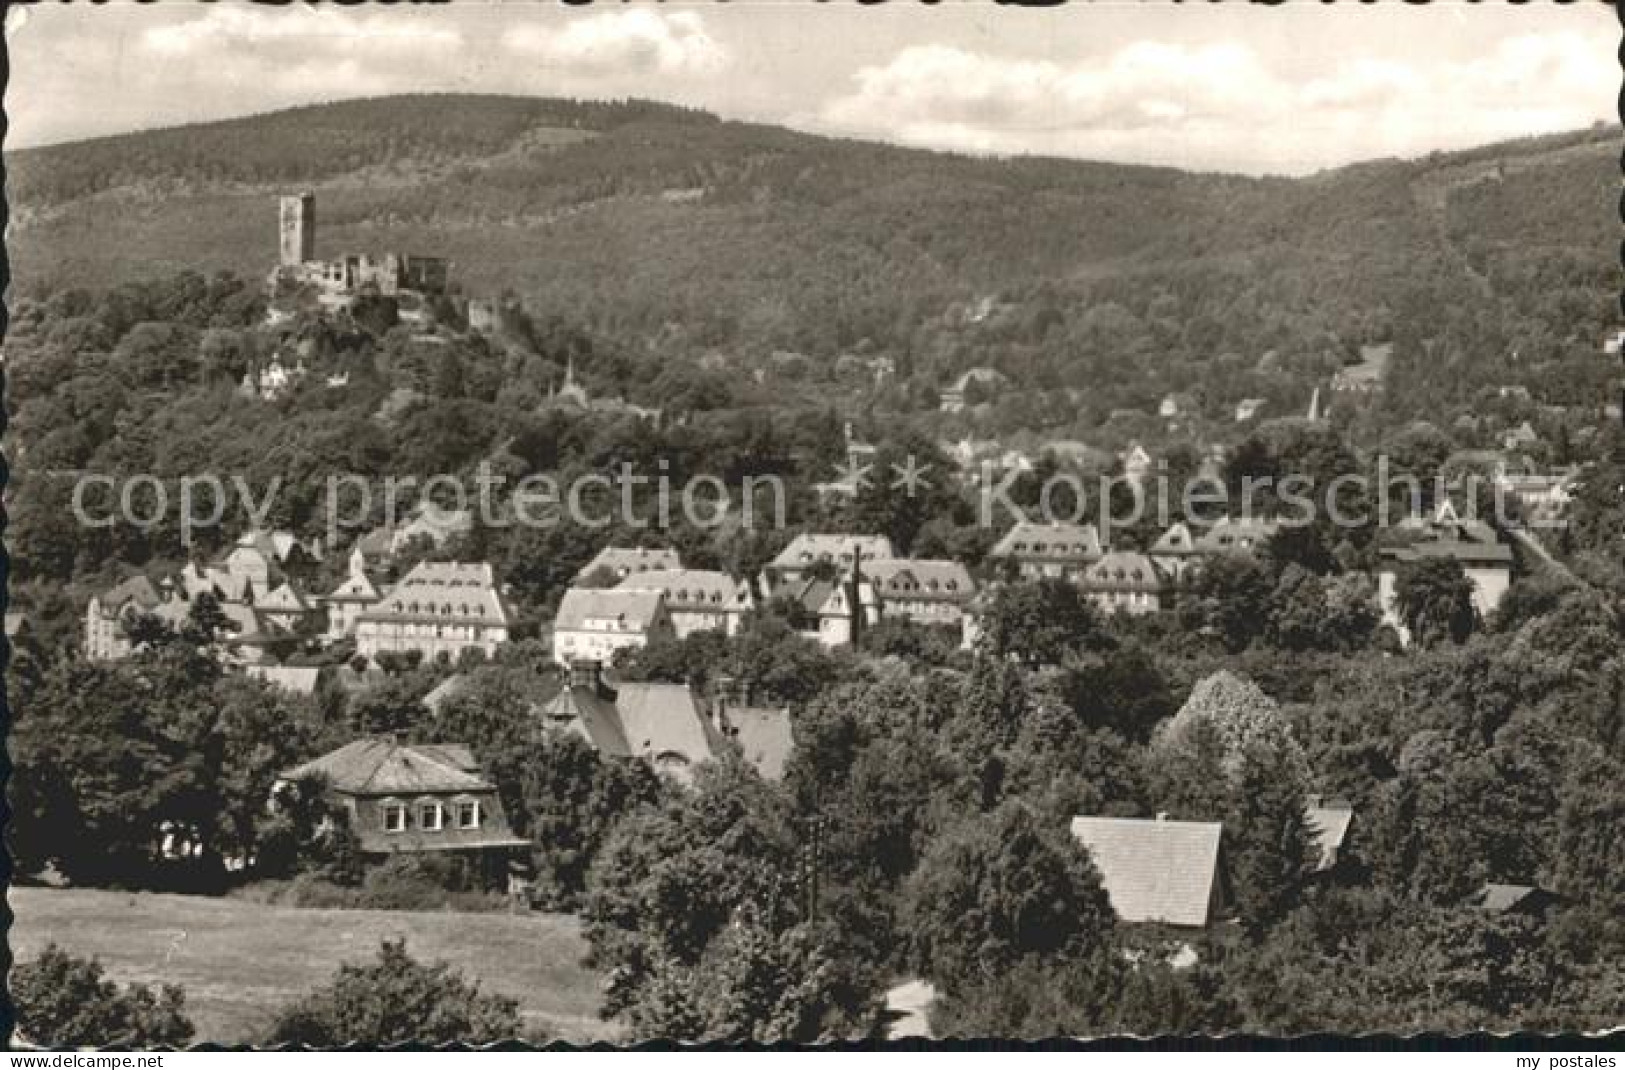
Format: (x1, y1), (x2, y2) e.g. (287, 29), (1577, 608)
(418, 802), (444, 832)
(456, 801), (481, 829)
(382, 801), (408, 833)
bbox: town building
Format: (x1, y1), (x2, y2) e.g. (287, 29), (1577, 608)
(389, 504), (474, 555)
(244, 663), (323, 697)
(576, 546), (683, 585)
(763, 534), (896, 590)
(1148, 522), (1201, 581)
(1375, 501), (1514, 647)
(1119, 443), (1154, 484)
(354, 561), (512, 661)
(1069, 815), (1227, 928)
(1331, 343), (1391, 395)
(540, 663), (721, 783)
(987, 521), (1104, 582)
(551, 587), (674, 666)
(347, 529), (392, 577)
(277, 738), (527, 886)
(84, 576), (187, 661)
(863, 558), (977, 628)
(238, 356), (307, 401)
(1080, 552), (1171, 615)
(320, 570), (384, 641)
(1193, 516), (1283, 556)
(540, 662), (793, 784)
(615, 569), (755, 638)
(255, 581), (318, 634)
(1496, 466), (1578, 531)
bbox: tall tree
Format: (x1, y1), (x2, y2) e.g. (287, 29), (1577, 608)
(1394, 556), (1477, 648)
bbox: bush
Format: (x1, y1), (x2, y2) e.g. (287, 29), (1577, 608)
(266, 940), (521, 1047)
(12, 945), (195, 1048)
(232, 863), (509, 914)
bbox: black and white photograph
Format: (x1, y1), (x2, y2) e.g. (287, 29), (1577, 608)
(2, 0), (1622, 1052)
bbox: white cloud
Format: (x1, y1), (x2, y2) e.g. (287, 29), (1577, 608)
(503, 11), (727, 78)
(816, 33), (1612, 174)
(142, 6), (464, 59)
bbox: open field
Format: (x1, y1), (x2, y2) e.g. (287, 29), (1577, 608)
(9, 886), (619, 1045)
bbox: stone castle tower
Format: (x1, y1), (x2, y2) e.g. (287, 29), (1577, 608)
(279, 192), (315, 267)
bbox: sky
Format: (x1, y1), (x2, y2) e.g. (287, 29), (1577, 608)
(5, 2), (1617, 176)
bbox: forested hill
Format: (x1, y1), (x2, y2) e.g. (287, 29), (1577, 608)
(6, 94), (1618, 418)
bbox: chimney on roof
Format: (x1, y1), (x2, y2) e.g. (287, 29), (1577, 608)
(1306, 793), (1323, 809)
(1155, 811), (1169, 822)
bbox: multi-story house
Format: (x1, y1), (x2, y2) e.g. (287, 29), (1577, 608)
(1148, 522), (1201, 581)
(762, 534), (895, 591)
(1193, 517), (1282, 556)
(551, 588), (674, 666)
(1376, 501), (1513, 647)
(277, 737), (527, 887)
(863, 559), (977, 628)
(1080, 552), (1171, 615)
(615, 569), (755, 638)
(84, 576), (188, 660)
(987, 521), (1103, 582)
(354, 561), (512, 661)
(575, 546), (683, 585)
(321, 569), (384, 640)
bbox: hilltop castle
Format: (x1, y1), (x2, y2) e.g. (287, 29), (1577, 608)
(270, 192), (449, 312)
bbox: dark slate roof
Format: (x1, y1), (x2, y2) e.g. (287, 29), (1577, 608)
(990, 521), (1103, 563)
(93, 575), (163, 616)
(540, 680), (724, 776)
(281, 738), (491, 795)
(1070, 815), (1224, 927)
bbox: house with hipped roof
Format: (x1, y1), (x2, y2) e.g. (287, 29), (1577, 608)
(862, 559), (977, 628)
(1081, 552), (1171, 615)
(987, 521), (1104, 582)
(277, 737), (527, 886)
(614, 569), (754, 638)
(1069, 814), (1228, 928)
(551, 587), (674, 667)
(1193, 517), (1283, 556)
(576, 545), (683, 584)
(762, 534), (896, 591)
(354, 560), (512, 660)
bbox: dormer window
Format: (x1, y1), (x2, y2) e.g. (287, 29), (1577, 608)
(418, 801), (444, 831)
(456, 800), (482, 829)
